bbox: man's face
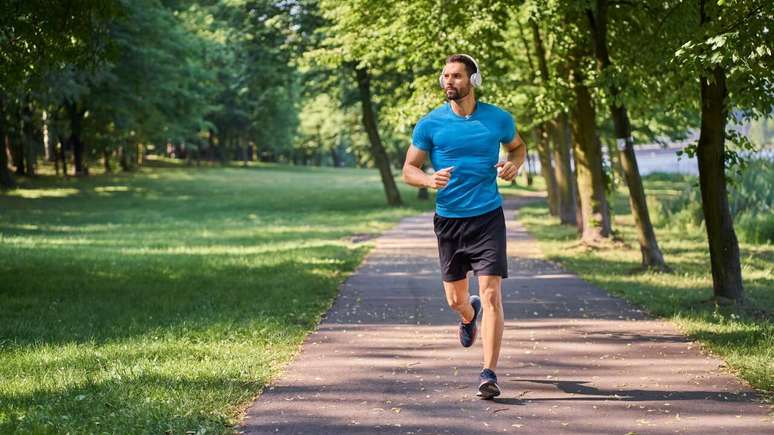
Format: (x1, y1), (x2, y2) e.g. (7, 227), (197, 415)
(442, 61), (472, 101)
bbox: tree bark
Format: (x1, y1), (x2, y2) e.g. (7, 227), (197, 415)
(696, 0), (743, 301)
(0, 133), (13, 188)
(0, 93), (16, 188)
(119, 143), (131, 171)
(57, 134), (68, 176)
(330, 146), (342, 167)
(66, 100), (87, 176)
(10, 103), (25, 175)
(103, 148), (112, 173)
(551, 114), (577, 225)
(43, 110), (56, 162)
(587, 0), (667, 269)
(208, 128), (216, 161)
(697, 67), (743, 300)
(21, 100), (36, 177)
(531, 19), (575, 222)
(571, 67), (611, 242)
(573, 163), (584, 234)
(354, 66), (402, 206)
(534, 125), (559, 215)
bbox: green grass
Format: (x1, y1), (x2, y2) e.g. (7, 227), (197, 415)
(518, 174), (773, 401)
(0, 162), (433, 433)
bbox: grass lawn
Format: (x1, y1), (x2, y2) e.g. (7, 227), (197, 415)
(0, 161), (433, 433)
(517, 174), (773, 402)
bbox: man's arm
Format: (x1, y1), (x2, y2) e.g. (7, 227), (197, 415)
(402, 145), (453, 189)
(495, 133), (527, 181)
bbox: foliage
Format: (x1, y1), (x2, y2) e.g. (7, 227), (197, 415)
(311, 0), (511, 132)
(645, 160), (773, 243)
(0, 0), (120, 92)
(671, 0), (773, 119)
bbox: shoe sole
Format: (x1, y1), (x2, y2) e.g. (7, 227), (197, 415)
(477, 381), (501, 399)
(460, 325), (477, 347)
(460, 296), (482, 347)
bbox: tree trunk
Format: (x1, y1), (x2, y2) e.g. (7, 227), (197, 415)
(119, 143), (131, 171)
(571, 68), (611, 242)
(42, 110), (53, 161)
(531, 19), (576, 221)
(534, 125), (559, 215)
(697, 71), (743, 299)
(551, 114), (577, 225)
(57, 134), (68, 176)
(10, 103), (25, 175)
(354, 66), (402, 206)
(613, 116), (668, 269)
(694, 0), (743, 301)
(66, 100), (87, 176)
(208, 129), (215, 161)
(0, 94), (15, 188)
(103, 148), (112, 173)
(0, 133), (13, 188)
(21, 101), (36, 177)
(330, 146), (342, 168)
(573, 165), (584, 234)
(587, 0), (667, 269)
(524, 153), (534, 186)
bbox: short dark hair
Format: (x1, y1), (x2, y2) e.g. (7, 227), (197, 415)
(445, 54), (477, 78)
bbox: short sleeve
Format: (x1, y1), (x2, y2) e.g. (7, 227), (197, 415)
(501, 112), (516, 144)
(411, 119), (432, 152)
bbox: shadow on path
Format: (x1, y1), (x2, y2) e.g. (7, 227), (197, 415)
(240, 197), (772, 435)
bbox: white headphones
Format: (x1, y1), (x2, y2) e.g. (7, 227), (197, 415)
(439, 54), (482, 89)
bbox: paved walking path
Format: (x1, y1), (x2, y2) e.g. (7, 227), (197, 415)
(240, 197), (772, 434)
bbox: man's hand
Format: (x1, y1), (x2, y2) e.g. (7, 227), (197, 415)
(429, 166), (454, 189)
(495, 161), (517, 181)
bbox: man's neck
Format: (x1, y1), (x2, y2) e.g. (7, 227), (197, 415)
(449, 93), (477, 117)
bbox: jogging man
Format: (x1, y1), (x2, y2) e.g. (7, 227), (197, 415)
(402, 54), (526, 399)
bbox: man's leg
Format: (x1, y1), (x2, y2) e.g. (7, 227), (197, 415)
(442, 278), (474, 322)
(478, 275), (504, 370)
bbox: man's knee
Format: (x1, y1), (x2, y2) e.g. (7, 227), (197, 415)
(447, 296), (468, 312)
(480, 287), (502, 311)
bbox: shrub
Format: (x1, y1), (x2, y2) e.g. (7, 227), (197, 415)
(644, 158), (773, 243)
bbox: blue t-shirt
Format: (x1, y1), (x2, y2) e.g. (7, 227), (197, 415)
(412, 102), (516, 218)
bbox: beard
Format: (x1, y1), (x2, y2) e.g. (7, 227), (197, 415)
(445, 85), (470, 101)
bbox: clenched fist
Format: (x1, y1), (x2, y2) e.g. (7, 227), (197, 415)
(495, 161), (517, 181)
(428, 166), (454, 189)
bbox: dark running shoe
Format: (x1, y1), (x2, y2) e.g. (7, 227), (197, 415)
(477, 368), (501, 399)
(459, 295), (482, 348)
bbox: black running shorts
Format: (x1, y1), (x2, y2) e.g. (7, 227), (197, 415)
(433, 206), (508, 282)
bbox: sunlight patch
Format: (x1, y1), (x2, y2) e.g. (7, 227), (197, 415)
(7, 188), (79, 199)
(94, 186), (131, 193)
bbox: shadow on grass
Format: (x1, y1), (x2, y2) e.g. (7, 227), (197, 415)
(0, 243), (367, 347)
(0, 373), (255, 433)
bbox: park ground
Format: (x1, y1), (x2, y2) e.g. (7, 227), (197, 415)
(0, 160), (771, 433)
